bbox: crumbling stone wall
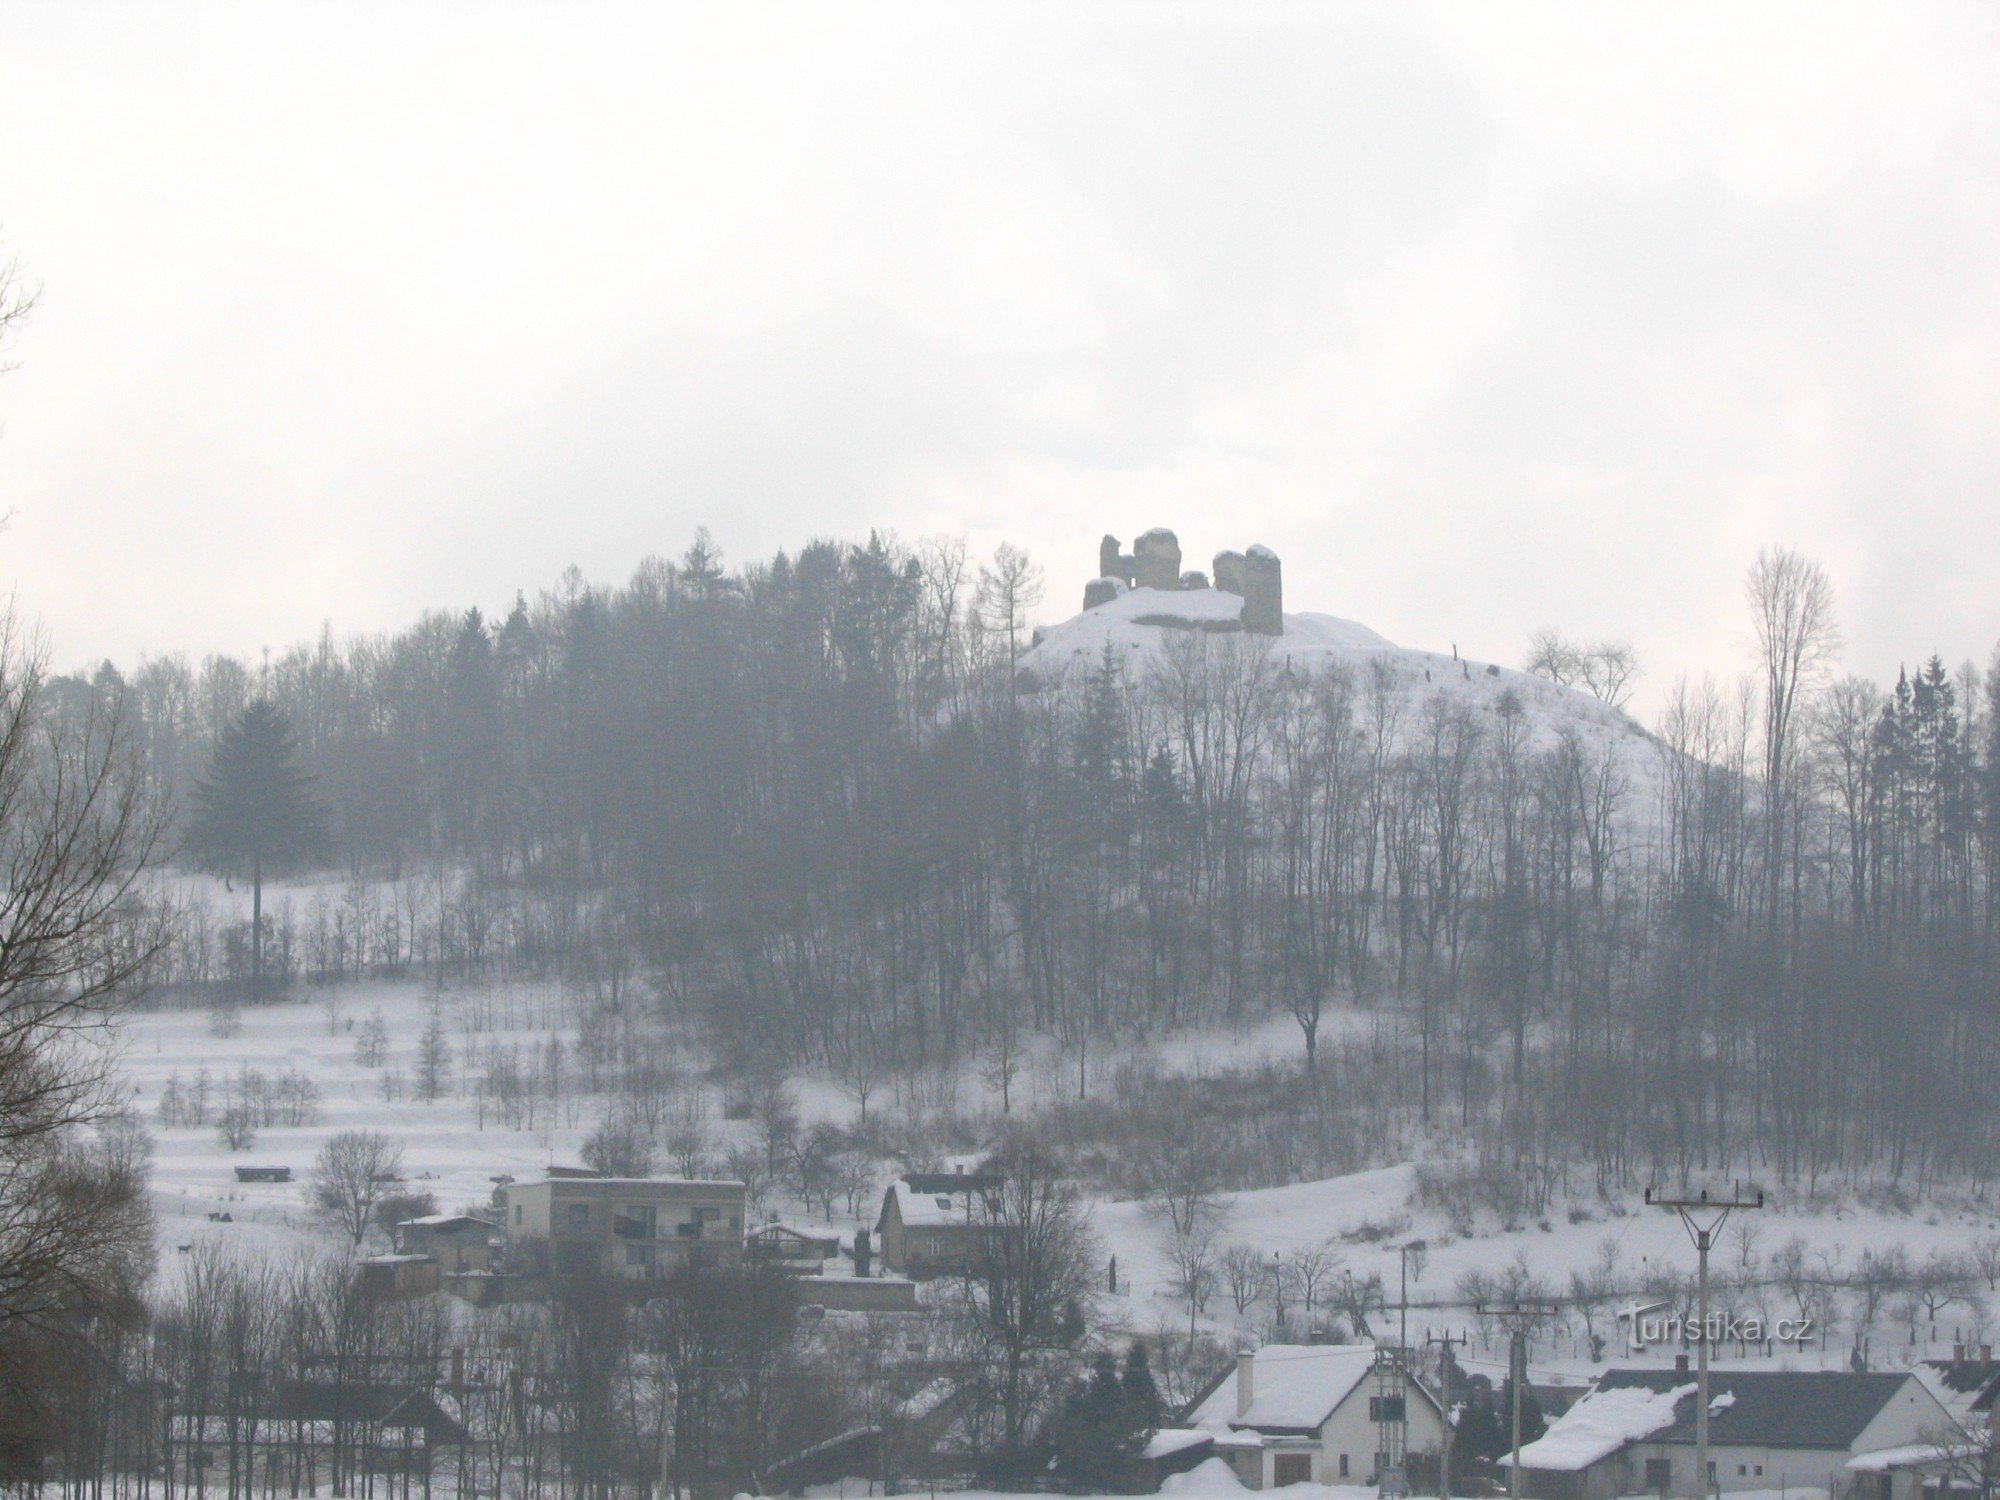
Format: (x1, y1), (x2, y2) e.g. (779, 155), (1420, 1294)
(1132, 529), (1182, 590)
(1085, 530), (1283, 636)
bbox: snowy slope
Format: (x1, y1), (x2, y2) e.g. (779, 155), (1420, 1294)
(1020, 586), (1659, 794)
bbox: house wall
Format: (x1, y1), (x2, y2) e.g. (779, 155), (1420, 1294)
(503, 1180), (745, 1277)
(877, 1193), (994, 1278)
(1310, 1379), (1446, 1484)
(1852, 1379), (1957, 1454)
(1625, 1441), (1853, 1495)
(1224, 1378), (1447, 1489)
(403, 1222), (496, 1272)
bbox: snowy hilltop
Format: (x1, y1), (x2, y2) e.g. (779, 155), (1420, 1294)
(1019, 580), (1661, 793)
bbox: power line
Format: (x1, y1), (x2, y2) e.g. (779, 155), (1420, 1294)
(1646, 1184), (1766, 1500)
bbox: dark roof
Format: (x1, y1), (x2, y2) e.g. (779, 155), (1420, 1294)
(903, 1171), (1003, 1194)
(270, 1381), (470, 1444)
(1922, 1360), (2000, 1412)
(1595, 1369), (1917, 1451)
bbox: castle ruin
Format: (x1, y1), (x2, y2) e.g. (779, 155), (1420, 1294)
(1089, 530), (1283, 635)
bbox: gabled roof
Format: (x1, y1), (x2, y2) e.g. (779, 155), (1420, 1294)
(1186, 1345), (1424, 1436)
(903, 1170), (1004, 1195)
(1514, 1383), (1696, 1472)
(1920, 1359), (2000, 1415)
(1592, 1369), (1922, 1452)
(879, 1179), (994, 1229)
(270, 1381), (469, 1444)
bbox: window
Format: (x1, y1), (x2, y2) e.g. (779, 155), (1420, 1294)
(1369, 1396), (1407, 1422)
(1755, 1467), (1764, 1478)
(1645, 1458), (1673, 1493)
(613, 1205), (656, 1239)
(1272, 1455), (1313, 1488)
(1739, 1467), (1748, 1477)
(625, 1244), (654, 1269)
(514, 1205), (522, 1225)
(567, 1203), (589, 1231)
(1339, 1455), (1350, 1478)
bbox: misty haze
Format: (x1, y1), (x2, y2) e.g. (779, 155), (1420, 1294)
(1, 7), (1997, 1500)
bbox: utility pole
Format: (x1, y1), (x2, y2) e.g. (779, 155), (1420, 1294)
(1646, 1184), (1765, 1500)
(1400, 1239), (1428, 1352)
(1426, 1329), (1468, 1500)
(1478, 1299), (1563, 1500)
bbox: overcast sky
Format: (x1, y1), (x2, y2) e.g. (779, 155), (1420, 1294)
(1, 3), (1994, 715)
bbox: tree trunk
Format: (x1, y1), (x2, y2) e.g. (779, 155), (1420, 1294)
(252, 853), (264, 1006)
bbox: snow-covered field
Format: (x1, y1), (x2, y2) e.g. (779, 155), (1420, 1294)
(118, 967), (2000, 1391)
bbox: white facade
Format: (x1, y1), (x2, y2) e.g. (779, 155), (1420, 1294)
(1188, 1345), (1447, 1490)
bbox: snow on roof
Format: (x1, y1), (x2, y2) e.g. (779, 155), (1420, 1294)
(1187, 1345), (1382, 1434)
(1145, 1427), (1216, 1459)
(883, 1176), (998, 1228)
(895, 1378), (955, 1421)
(400, 1213), (498, 1228)
(507, 1176), (745, 1191)
(1245, 544), (1278, 560)
(1847, 1444), (1959, 1473)
(1511, 1382), (1695, 1472)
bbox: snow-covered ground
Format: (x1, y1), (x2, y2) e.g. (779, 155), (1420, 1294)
(119, 971), (2000, 1392)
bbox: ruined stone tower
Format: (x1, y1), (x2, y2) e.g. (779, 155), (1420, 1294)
(1216, 545), (1283, 635)
(1086, 530), (1283, 636)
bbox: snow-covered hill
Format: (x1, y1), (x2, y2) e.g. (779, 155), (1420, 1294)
(1020, 585), (1660, 795)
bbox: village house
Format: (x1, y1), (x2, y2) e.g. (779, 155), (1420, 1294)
(875, 1168), (1004, 1278)
(395, 1213), (501, 1272)
(1511, 1369), (1957, 1500)
(1182, 1344), (1448, 1489)
(745, 1222), (842, 1271)
(355, 1254), (441, 1298)
(500, 1175), (746, 1278)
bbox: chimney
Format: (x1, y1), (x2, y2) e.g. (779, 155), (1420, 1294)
(1237, 1351), (1256, 1419)
(1675, 1353), (1691, 1375)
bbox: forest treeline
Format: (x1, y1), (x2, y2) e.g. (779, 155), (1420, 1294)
(55, 533), (2000, 1189)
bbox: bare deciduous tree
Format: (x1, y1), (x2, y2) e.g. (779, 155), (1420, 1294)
(0, 620), (169, 1343)
(309, 1130), (404, 1247)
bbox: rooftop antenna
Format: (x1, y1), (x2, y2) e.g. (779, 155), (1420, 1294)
(1645, 1183), (1765, 1499)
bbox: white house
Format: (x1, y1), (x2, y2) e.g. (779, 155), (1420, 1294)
(1511, 1370), (1958, 1500)
(1183, 1344), (1447, 1490)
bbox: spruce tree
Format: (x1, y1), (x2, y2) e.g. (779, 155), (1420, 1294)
(185, 700), (326, 1005)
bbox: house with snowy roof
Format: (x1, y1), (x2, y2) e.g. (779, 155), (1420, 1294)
(1510, 1369), (1956, 1500)
(1181, 1344), (1447, 1490)
(875, 1167), (1004, 1278)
